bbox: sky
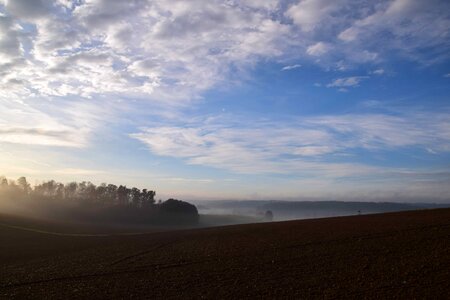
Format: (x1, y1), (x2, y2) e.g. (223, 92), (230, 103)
(0, 0), (450, 202)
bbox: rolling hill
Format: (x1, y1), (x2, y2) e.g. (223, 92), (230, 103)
(1, 209), (449, 299)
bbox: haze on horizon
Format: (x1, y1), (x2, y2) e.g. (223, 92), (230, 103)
(0, 0), (449, 202)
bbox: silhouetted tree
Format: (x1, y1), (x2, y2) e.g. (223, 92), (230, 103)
(55, 182), (64, 199)
(160, 199), (198, 215)
(0, 176), (8, 188)
(64, 182), (78, 200)
(17, 177), (30, 194)
(141, 189), (156, 207)
(131, 187), (141, 207)
(96, 184), (107, 206)
(117, 185), (129, 206)
(35, 180), (57, 198)
(105, 184), (118, 205)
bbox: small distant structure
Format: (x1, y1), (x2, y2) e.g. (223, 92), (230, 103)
(264, 210), (274, 221)
(358, 210), (362, 215)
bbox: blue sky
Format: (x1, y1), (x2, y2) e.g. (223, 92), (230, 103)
(0, 0), (450, 201)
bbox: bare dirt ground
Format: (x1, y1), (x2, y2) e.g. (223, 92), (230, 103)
(0, 209), (449, 299)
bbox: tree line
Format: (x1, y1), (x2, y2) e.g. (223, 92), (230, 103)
(0, 176), (199, 225)
(0, 176), (156, 208)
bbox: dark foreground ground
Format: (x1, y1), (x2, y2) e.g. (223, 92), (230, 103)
(0, 209), (449, 299)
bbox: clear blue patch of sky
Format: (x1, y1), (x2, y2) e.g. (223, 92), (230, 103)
(196, 59), (450, 119)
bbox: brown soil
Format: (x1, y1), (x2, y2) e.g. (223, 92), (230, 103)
(0, 209), (449, 299)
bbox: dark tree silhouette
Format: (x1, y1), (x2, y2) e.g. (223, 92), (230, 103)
(0, 176), (198, 225)
(17, 177), (30, 194)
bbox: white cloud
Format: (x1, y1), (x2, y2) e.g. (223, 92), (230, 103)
(131, 111), (450, 175)
(293, 146), (334, 156)
(0, 0), (449, 151)
(0, 14), (24, 62)
(372, 69), (385, 75)
(281, 64), (301, 71)
(327, 76), (368, 88)
(0, 0), (294, 105)
(0, 0), (448, 107)
(0, 98), (109, 147)
(131, 123), (338, 174)
(285, 0), (343, 32)
(338, 26), (360, 42)
(160, 177), (214, 184)
(337, 0), (450, 62)
(52, 168), (106, 175)
(309, 113), (450, 152)
(306, 42), (330, 56)
(2, 0), (53, 21)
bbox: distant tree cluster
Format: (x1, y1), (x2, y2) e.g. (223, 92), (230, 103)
(0, 176), (198, 225)
(160, 198), (198, 215)
(0, 176), (155, 208)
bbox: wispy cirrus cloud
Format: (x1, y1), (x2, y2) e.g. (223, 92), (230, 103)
(281, 64), (301, 71)
(326, 76), (369, 89)
(341, 1), (450, 65)
(306, 42), (330, 56)
(131, 110), (450, 176)
(0, 98), (110, 147)
(372, 69), (385, 75)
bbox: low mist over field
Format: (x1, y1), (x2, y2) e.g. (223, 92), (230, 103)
(1, 175), (448, 229)
(194, 199), (450, 222)
(0, 176), (199, 228)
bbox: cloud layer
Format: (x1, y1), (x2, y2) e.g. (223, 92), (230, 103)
(1, 0), (449, 106)
(132, 110), (450, 175)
